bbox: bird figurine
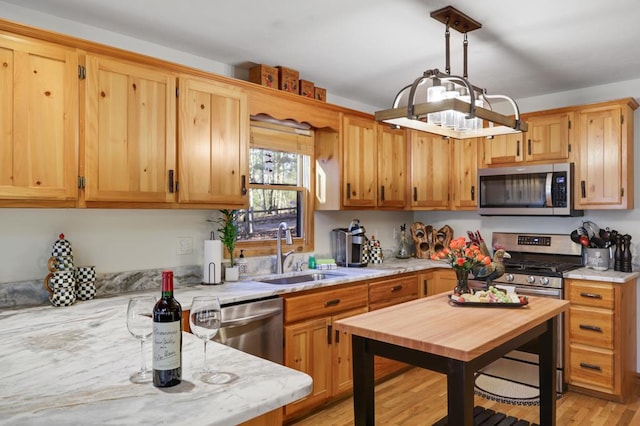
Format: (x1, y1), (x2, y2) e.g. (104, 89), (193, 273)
(471, 248), (511, 286)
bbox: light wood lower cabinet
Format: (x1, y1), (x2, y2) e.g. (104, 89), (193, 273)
(420, 268), (457, 297)
(368, 274), (419, 379)
(281, 283), (367, 420)
(565, 278), (637, 403)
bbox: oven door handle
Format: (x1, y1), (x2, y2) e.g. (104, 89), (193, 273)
(513, 287), (562, 298)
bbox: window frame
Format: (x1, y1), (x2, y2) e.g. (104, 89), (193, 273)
(235, 121), (315, 258)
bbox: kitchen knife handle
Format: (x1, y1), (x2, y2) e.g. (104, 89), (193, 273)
(579, 324), (603, 333)
(581, 180), (586, 198)
(579, 292), (602, 299)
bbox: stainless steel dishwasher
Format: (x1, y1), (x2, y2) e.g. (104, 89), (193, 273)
(212, 296), (283, 364)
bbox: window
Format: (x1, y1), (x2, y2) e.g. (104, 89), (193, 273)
(236, 121), (314, 256)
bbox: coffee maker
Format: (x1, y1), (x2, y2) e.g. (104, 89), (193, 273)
(331, 219), (369, 267)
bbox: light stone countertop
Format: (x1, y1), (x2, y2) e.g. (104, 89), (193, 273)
(3, 257), (636, 425)
(0, 292), (312, 426)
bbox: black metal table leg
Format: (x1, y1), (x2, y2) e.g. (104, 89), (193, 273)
(352, 335), (375, 426)
(538, 317), (557, 426)
(447, 358), (475, 426)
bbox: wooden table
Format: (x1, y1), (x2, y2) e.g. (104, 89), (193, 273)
(334, 293), (569, 426)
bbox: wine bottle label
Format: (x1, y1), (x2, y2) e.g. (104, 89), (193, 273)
(153, 321), (181, 370)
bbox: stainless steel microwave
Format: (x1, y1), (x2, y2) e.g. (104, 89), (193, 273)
(477, 163), (583, 216)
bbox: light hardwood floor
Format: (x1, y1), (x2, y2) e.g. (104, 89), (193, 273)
(289, 367), (640, 425)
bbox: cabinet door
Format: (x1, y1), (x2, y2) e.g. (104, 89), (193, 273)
(525, 112), (571, 162)
(575, 105), (627, 209)
(377, 125), (406, 208)
(424, 269), (457, 296)
(331, 307), (368, 396)
(284, 317), (331, 417)
(408, 131), (450, 209)
(482, 133), (523, 165)
(342, 115), (377, 207)
(178, 76), (248, 205)
(0, 33), (78, 202)
(84, 54), (176, 202)
(451, 138), (479, 210)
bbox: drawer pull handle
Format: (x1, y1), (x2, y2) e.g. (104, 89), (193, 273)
(391, 285), (403, 293)
(579, 362), (602, 372)
(327, 324), (332, 345)
(579, 324), (603, 332)
(579, 292), (602, 299)
(325, 299), (341, 307)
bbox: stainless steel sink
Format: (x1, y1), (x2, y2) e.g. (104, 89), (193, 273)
(258, 272), (345, 285)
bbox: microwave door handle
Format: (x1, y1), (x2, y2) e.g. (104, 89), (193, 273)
(545, 172), (553, 207)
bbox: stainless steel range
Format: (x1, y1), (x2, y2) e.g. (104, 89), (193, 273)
(479, 232), (583, 396)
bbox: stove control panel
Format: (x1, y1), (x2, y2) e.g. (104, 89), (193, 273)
(498, 273), (562, 289)
(517, 235), (552, 246)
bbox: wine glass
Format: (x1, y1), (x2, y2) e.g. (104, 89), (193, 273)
(126, 295), (155, 384)
(190, 296), (237, 384)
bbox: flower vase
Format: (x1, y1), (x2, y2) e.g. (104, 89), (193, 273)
(454, 268), (472, 295)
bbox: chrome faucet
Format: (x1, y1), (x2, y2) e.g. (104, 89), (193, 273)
(276, 222), (294, 274)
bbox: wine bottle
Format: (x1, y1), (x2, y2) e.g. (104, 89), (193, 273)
(152, 270), (182, 387)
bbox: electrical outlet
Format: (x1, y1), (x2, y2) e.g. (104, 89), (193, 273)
(176, 237), (193, 255)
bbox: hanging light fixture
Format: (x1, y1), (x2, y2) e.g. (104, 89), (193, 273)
(375, 6), (527, 139)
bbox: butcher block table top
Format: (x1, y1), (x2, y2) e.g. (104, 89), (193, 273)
(335, 292), (569, 362)
(336, 293), (569, 425)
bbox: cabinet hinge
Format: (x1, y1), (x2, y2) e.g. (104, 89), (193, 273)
(77, 176), (85, 189)
(78, 65), (86, 80)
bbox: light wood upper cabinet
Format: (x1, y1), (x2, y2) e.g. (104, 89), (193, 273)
(481, 133), (523, 165)
(482, 112), (571, 167)
(376, 124), (406, 208)
(178, 75), (248, 205)
(451, 138), (479, 210)
(574, 98), (637, 210)
(0, 32), (78, 204)
(408, 131), (450, 209)
(84, 54), (176, 203)
(342, 114), (377, 207)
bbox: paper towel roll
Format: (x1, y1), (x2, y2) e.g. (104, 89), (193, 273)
(203, 240), (223, 284)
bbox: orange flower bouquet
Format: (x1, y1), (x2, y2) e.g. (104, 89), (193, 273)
(430, 236), (491, 294)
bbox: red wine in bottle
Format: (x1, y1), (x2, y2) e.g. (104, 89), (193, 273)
(152, 270), (182, 387)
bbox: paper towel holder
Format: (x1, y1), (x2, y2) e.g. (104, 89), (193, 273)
(204, 262), (221, 285)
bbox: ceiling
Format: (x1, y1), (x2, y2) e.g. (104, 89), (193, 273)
(5, 0), (640, 109)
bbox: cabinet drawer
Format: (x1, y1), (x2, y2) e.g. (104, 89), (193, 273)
(283, 283), (367, 323)
(369, 275), (418, 310)
(569, 307), (613, 349)
(569, 345), (614, 390)
(568, 281), (614, 309)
